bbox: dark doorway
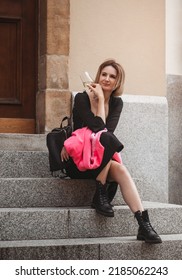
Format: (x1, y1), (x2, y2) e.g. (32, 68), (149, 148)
(0, 0), (38, 133)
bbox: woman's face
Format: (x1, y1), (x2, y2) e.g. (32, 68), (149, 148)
(98, 65), (117, 93)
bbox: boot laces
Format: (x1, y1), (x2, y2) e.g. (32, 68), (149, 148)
(99, 188), (110, 205)
(143, 220), (157, 234)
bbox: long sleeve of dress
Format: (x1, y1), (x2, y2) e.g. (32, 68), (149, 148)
(73, 92), (123, 133)
(106, 97), (123, 133)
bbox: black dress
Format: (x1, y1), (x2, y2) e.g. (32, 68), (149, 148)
(65, 91), (124, 179)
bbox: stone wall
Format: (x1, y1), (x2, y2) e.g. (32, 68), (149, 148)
(167, 75), (182, 205)
(115, 95), (168, 203)
(37, 0), (71, 133)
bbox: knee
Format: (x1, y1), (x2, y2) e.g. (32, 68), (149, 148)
(111, 161), (128, 174)
(118, 164), (128, 175)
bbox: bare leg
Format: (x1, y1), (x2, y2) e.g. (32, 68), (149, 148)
(96, 160), (112, 185)
(108, 160), (144, 213)
(106, 161), (162, 243)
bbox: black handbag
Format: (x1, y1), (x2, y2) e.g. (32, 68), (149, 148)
(46, 116), (72, 175)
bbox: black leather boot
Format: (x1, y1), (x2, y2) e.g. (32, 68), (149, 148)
(106, 181), (118, 205)
(135, 210), (162, 244)
(91, 180), (114, 217)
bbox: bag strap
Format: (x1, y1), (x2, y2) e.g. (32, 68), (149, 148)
(60, 116), (72, 128)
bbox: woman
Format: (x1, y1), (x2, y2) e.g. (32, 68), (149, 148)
(61, 59), (162, 244)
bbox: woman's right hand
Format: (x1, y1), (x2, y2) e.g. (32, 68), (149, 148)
(87, 83), (104, 100)
(60, 146), (69, 162)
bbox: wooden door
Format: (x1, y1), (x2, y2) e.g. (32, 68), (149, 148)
(0, 0), (38, 133)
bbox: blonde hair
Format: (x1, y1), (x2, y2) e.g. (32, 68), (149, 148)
(94, 59), (125, 96)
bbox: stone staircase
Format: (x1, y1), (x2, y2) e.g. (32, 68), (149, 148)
(0, 133), (182, 260)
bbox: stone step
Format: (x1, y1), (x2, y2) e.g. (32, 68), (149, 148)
(0, 133), (168, 204)
(0, 234), (182, 260)
(0, 133), (47, 151)
(0, 178), (124, 208)
(0, 151), (51, 178)
(0, 202), (182, 241)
